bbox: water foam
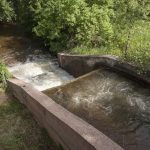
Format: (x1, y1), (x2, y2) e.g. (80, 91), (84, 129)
(8, 54), (74, 91)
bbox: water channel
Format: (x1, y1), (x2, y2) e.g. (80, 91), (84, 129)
(0, 24), (73, 91)
(44, 69), (150, 150)
(1, 24), (150, 150)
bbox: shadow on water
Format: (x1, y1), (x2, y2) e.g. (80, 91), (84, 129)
(44, 68), (150, 150)
(0, 24), (46, 64)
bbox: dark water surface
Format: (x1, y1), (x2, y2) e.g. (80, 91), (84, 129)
(44, 69), (150, 150)
(0, 24), (44, 64)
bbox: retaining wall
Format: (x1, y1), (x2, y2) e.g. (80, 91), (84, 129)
(7, 78), (123, 150)
(58, 53), (150, 86)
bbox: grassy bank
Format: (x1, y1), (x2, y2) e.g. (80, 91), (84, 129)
(0, 96), (62, 150)
(0, 60), (11, 89)
(71, 20), (150, 70)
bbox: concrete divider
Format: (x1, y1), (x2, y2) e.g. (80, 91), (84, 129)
(8, 78), (123, 150)
(58, 53), (150, 86)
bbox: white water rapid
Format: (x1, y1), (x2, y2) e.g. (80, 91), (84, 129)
(7, 53), (74, 91)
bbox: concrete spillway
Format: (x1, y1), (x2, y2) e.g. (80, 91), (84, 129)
(44, 69), (150, 150)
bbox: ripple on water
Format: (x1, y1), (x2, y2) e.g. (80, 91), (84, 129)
(7, 54), (74, 91)
(44, 69), (150, 150)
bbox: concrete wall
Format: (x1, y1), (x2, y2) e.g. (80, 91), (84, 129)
(58, 53), (150, 86)
(7, 78), (123, 150)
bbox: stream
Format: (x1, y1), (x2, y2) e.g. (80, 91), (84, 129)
(7, 53), (73, 91)
(1, 24), (150, 150)
(0, 24), (73, 91)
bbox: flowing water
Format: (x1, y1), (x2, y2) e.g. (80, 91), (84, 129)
(8, 54), (74, 91)
(0, 24), (73, 91)
(44, 69), (150, 150)
(1, 24), (150, 150)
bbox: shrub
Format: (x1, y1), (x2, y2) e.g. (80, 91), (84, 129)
(33, 0), (113, 53)
(112, 0), (150, 58)
(0, 60), (11, 88)
(0, 0), (15, 22)
(124, 20), (150, 68)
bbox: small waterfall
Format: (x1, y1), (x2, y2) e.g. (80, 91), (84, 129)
(7, 53), (74, 91)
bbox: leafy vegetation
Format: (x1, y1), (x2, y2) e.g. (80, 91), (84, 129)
(72, 20), (150, 68)
(0, 0), (150, 67)
(0, 0), (15, 22)
(0, 60), (11, 88)
(124, 20), (150, 68)
(32, 0), (113, 52)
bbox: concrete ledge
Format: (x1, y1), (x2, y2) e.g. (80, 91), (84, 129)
(7, 78), (123, 150)
(58, 53), (150, 86)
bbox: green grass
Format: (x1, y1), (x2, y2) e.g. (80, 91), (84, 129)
(0, 60), (12, 89)
(71, 46), (121, 56)
(126, 20), (150, 67)
(0, 98), (63, 150)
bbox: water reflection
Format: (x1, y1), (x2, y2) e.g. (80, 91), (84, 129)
(44, 69), (150, 150)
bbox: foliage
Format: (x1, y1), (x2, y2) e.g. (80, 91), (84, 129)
(72, 20), (150, 69)
(12, 0), (39, 31)
(0, 0), (15, 22)
(0, 60), (11, 88)
(32, 0), (113, 52)
(86, 0), (114, 6)
(124, 20), (150, 68)
(112, 0), (150, 58)
(0, 0), (150, 69)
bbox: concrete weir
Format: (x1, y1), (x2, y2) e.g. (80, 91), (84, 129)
(7, 78), (123, 150)
(58, 53), (150, 85)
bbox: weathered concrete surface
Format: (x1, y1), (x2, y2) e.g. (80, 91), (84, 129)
(7, 78), (123, 150)
(58, 53), (150, 86)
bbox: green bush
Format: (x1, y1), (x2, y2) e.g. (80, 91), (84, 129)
(0, 60), (11, 88)
(72, 20), (150, 70)
(125, 20), (150, 68)
(0, 0), (15, 22)
(33, 0), (113, 52)
(12, 0), (38, 31)
(0, 0), (149, 70)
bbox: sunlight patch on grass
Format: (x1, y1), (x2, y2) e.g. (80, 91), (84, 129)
(71, 46), (122, 57)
